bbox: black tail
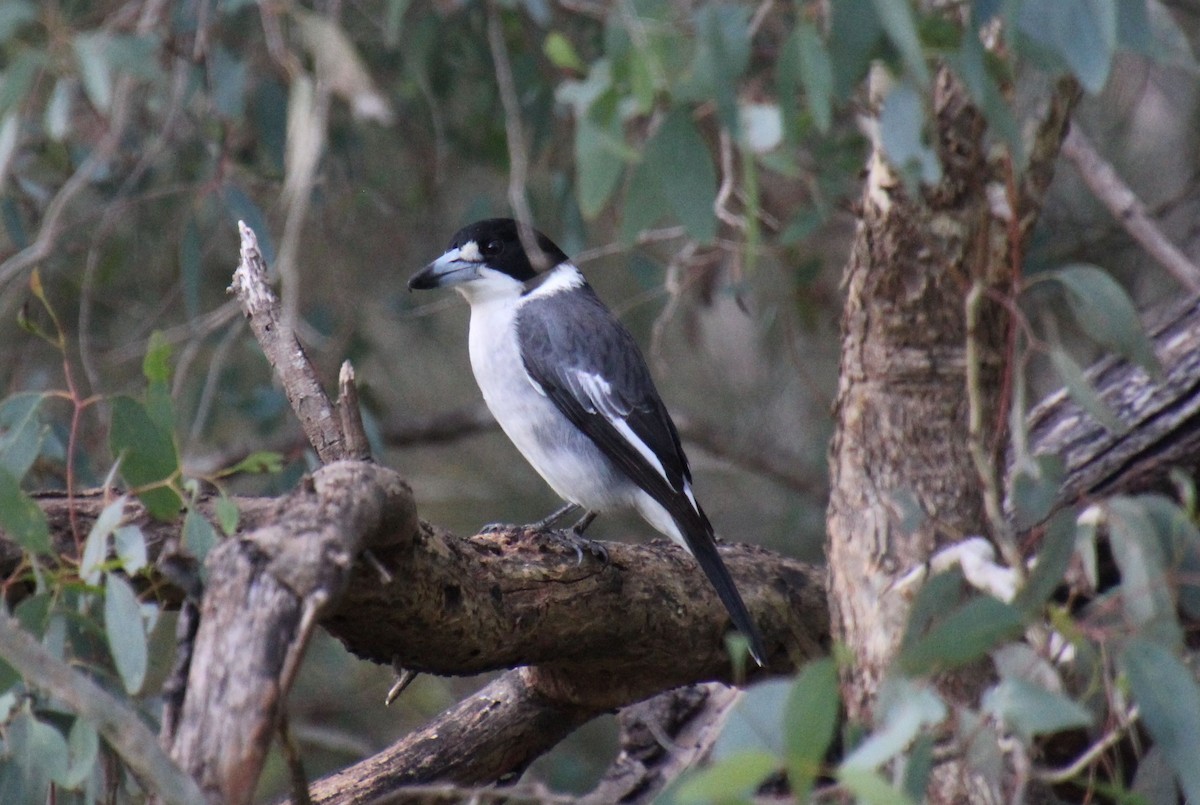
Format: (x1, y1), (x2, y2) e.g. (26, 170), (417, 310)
(676, 508), (767, 666)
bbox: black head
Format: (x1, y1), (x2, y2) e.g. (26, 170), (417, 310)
(445, 219), (568, 281)
(409, 218), (570, 291)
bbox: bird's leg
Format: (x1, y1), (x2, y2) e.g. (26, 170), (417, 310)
(542, 510), (607, 565)
(530, 502), (581, 531)
(479, 501), (579, 535)
(571, 510), (598, 535)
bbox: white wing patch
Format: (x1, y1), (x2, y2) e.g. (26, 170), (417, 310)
(523, 366), (548, 397)
(568, 368), (674, 489)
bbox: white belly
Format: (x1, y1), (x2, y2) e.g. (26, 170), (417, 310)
(466, 296), (634, 512)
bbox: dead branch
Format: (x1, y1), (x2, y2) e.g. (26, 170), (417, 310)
(1026, 292), (1200, 508)
(228, 221), (346, 464)
(1061, 125), (1200, 293)
(579, 684), (741, 805)
(166, 461), (415, 804)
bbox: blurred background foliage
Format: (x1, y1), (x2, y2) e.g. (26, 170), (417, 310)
(0, 0), (1199, 800)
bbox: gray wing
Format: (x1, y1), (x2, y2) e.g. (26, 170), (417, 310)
(516, 285), (696, 514)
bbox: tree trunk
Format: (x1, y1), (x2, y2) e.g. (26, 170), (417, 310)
(826, 68), (1076, 800)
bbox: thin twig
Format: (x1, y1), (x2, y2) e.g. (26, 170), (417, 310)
(185, 319), (246, 453)
(714, 129), (746, 230)
(1033, 707), (1138, 784)
(0, 613), (206, 805)
(0, 82), (135, 292)
(966, 280), (1023, 573)
(278, 709), (314, 805)
(487, 1), (551, 270)
(1062, 125), (1200, 293)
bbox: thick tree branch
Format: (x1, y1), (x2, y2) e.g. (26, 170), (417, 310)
(1026, 292), (1200, 507)
(166, 461), (416, 804)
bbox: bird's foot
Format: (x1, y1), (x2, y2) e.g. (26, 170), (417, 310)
(542, 528), (609, 565)
(481, 502), (581, 536)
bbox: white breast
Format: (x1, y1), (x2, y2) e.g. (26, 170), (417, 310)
(463, 290), (633, 513)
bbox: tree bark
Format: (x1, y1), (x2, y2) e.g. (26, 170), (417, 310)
(826, 69), (1077, 801)
(166, 461), (416, 804)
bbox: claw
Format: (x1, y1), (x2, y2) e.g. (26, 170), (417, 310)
(542, 528), (608, 565)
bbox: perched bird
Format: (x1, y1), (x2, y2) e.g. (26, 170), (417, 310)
(409, 218), (766, 666)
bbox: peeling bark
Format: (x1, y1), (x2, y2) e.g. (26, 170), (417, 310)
(826, 70), (1078, 801)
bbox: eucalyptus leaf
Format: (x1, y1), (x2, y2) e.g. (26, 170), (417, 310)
(1122, 637), (1200, 802)
(0, 392), (46, 480)
(8, 708), (68, 798)
(784, 657), (839, 801)
(80, 495), (127, 585)
(109, 395), (181, 521)
(104, 572), (147, 695)
(641, 108), (717, 242)
(838, 767), (918, 805)
(870, 0), (929, 86)
(575, 104), (625, 219)
(1010, 453), (1064, 532)
(879, 82), (940, 187)
(899, 595), (1024, 676)
(794, 22), (833, 133)
(184, 509), (218, 564)
(114, 524), (148, 574)
(61, 718), (99, 789)
(215, 495), (240, 536)
(221, 450), (284, 477)
(0, 1), (35, 44)
(544, 32), (585, 72)
(1016, 0), (1114, 93)
(842, 678), (945, 770)
(1012, 509), (1075, 616)
(714, 679), (789, 757)
(1135, 494), (1200, 620)
(0, 467), (51, 554)
(982, 677), (1092, 743)
(902, 733), (934, 802)
(72, 32), (114, 114)
(1045, 263), (1159, 375)
(1048, 346), (1122, 433)
(1106, 497), (1182, 647)
(674, 749), (778, 803)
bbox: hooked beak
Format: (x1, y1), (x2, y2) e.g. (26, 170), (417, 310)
(408, 245), (481, 291)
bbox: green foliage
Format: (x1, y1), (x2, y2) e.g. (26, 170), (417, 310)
(104, 572), (148, 695)
(0, 0), (1194, 800)
(1041, 264), (1161, 375)
(1122, 638), (1200, 802)
(783, 658), (839, 800)
(109, 395), (182, 520)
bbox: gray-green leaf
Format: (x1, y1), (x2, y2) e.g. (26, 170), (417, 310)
(1122, 637), (1200, 802)
(1046, 263), (1159, 375)
(104, 572), (147, 695)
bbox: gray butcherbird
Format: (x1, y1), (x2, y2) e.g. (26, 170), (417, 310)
(409, 218), (766, 666)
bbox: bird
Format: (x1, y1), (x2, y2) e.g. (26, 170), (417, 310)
(408, 218), (767, 666)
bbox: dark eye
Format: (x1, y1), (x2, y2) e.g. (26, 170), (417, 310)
(482, 239), (503, 257)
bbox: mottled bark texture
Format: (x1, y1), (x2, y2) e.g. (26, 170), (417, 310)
(826, 68), (1077, 800)
(166, 462), (416, 804)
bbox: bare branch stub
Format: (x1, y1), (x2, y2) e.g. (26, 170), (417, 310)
(228, 222), (345, 463)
